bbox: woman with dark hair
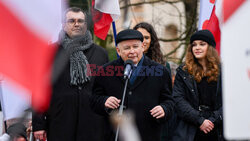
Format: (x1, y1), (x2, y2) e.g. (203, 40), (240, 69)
(172, 30), (223, 141)
(134, 22), (174, 141)
(133, 22), (165, 65)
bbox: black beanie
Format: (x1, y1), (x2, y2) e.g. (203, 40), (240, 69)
(190, 30), (216, 48)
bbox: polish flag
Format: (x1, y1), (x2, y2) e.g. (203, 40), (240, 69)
(92, 0), (120, 40)
(221, 0), (250, 139)
(199, 0), (221, 54)
(0, 0), (64, 112)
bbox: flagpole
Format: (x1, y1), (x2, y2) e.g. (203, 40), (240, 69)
(112, 22), (117, 46)
(112, 21), (119, 58)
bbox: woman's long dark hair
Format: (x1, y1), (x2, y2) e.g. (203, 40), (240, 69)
(133, 22), (165, 65)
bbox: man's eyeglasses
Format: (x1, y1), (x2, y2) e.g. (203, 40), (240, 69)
(66, 19), (86, 25)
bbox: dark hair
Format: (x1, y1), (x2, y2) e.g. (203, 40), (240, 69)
(133, 22), (165, 65)
(62, 7), (87, 23)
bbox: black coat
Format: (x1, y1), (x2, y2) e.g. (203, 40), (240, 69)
(32, 43), (109, 141)
(91, 56), (174, 141)
(171, 65), (223, 141)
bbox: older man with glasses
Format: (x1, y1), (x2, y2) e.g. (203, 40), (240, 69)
(32, 7), (109, 141)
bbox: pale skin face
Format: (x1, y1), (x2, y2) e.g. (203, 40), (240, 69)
(63, 11), (87, 38)
(137, 28), (151, 53)
(192, 40), (209, 67)
(116, 39), (144, 65)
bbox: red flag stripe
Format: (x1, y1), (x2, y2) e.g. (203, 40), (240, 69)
(223, 0), (246, 22)
(0, 3), (56, 111)
(94, 13), (113, 40)
(203, 6), (221, 55)
(92, 0), (113, 40)
(205, 7), (221, 54)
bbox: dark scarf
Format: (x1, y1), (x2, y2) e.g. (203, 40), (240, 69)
(59, 30), (93, 86)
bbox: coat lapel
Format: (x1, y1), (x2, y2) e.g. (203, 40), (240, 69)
(113, 58), (126, 84)
(129, 56), (151, 90)
(178, 67), (199, 105)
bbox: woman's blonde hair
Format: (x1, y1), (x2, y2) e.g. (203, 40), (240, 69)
(183, 44), (220, 82)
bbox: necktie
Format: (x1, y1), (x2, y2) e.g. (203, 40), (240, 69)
(129, 66), (138, 85)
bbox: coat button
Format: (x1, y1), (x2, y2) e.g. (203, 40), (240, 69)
(183, 77), (186, 80)
(191, 89), (194, 92)
(128, 91), (132, 95)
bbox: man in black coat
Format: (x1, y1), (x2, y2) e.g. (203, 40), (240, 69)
(91, 29), (174, 141)
(32, 7), (109, 141)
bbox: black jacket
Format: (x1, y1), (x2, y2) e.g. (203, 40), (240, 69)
(91, 56), (174, 141)
(172, 65), (223, 141)
(32, 43), (109, 141)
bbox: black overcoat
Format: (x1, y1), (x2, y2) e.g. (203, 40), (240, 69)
(171, 65), (223, 141)
(91, 56), (174, 141)
(32, 43), (109, 141)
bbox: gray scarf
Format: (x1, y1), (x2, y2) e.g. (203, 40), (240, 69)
(60, 30), (93, 86)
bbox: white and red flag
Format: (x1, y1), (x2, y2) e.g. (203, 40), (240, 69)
(199, 0), (221, 54)
(0, 0), (64, 112)
(221, 0), (250, 139)
(92, 0), (120, 40)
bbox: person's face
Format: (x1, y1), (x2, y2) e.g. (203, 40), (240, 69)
(137, 28), (151, 53)
(13, 137), (26, 141)
(63, 11), (87, 38)
(116, 40), (144, 64)
(192, 40), (208, 60)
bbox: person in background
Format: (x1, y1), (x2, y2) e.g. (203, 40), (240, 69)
(7, 123), (27, 141)
(172, 30), (223, 141)
(133, 22), (166, 65)
(32, 7), (109, 141)
(133, 22), (175, 140)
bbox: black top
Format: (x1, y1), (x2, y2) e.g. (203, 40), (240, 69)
(197, 77), (217, 109)
(196, 77), (219, 141)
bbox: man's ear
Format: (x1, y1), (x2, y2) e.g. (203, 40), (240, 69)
(141, 42), (145, 51)
(62, 23), (66, 31)
(116, 46), (121, 56)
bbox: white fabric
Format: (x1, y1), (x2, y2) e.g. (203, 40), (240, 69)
(221, 0), (250, 139)
(0, 133), (10, 141)
(0, 75), (31, 121)
(94, 0), (120, 21)
(0, 0), (64, 42)
(198, 0), (214, 29)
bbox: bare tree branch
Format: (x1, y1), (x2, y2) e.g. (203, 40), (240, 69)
(179, 44), (187, 63)
(159, 37), (185, 42)
(164, 42), (185, 58)
(120, 0), (182, 9)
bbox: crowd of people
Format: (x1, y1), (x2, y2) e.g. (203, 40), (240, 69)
(1, 6), (224, 141)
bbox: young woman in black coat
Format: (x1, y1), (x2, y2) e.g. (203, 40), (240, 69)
(172, 30), (223, 141)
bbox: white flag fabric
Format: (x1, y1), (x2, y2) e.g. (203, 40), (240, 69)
(221, 0), (250, 139)
(1, 0), (63, 41)
(94, 0), (120, 20)
(198, 0), (214, 29)
(0, 0), (65, 111)
(0, 76), (31, 121)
